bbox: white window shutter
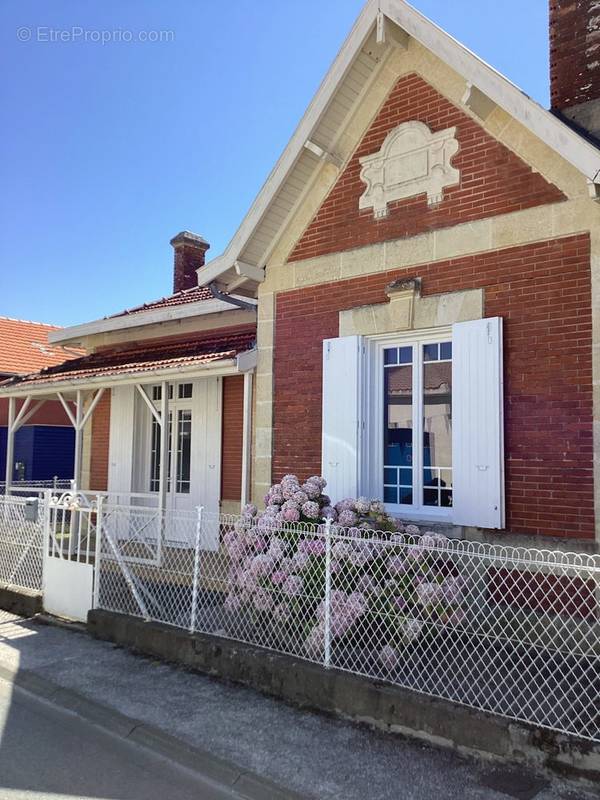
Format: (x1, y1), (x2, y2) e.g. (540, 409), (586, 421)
(452, 317), (504, 529)
(322, 335), (363, 503)
(107, 385), (135, 497)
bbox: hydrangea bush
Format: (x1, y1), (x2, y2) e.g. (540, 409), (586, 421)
(223, 475), (467, 672)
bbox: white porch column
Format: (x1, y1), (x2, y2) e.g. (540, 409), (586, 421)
(158, 381), (169, 514)
(240, 371), (253, 508)
(4, 397), (15, 492)
(73, 389), (83, 492)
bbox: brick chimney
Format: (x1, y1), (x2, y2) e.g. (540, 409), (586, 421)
(550, 0), (600, 138)
(170, 231), (210, 293)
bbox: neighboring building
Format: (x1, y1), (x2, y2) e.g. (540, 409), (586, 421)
(1, 0), (599, 544)
(0, 317), (77, 483)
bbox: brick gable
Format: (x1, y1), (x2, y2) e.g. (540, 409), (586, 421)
(289, 74), (566, 263)
(274, 234), (593, 539)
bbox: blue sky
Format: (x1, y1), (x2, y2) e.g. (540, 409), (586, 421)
(1, 1), (549, 327)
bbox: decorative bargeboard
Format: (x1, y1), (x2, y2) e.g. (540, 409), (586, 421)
(359, 121), (460, 218)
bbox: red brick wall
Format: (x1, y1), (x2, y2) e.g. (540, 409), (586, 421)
(221, 375), (244, 502)
(89, 392), (110, 491)
(289, 74), (565, 263)
(273, 234), (594, 539)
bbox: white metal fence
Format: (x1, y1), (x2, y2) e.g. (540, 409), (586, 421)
(95, 508), (600, 744)
(0, 479), (72, 496)
(0, 495), (45, 591)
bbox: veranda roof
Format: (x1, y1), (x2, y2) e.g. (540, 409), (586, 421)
(0, 330), (256, 393)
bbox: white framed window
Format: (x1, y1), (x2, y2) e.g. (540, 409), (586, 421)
(148, 383), (193, 495)
(322, 318), (504, 529)
(373, 330), (453, 519)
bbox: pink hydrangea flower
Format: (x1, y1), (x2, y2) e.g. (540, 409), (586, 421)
(282, 575), (304, 596)
(292, 551), (310, 571)
(403, 618), (424, 642)
(387, 555), (407, 576)
(302, 481), (321, 500)
(270, 570), (289, 585)
(301, 500), (320, 520)
(302, 538), (326, 556)
(356, 574), (378, 594)
(354, 497), (370, 515)
(268, 537), (286, 560)
(441, 577), (463, 604)
(253, 588), (273, 612)
(335, 498), (356, 513)
(332, 541), (351, 559)
(338, 509), (358, 527)
(242, 503), (258, 519)
(405, 524), (420, 537)
(393, 596), (408, 611)
(406, 544), (426, 561)
(249, 554), (274, 577)
(292, 490), (308, 505)
(282, 506), (300, 523)
(379, 644), (400, 671)
(416, 582), (444, 607)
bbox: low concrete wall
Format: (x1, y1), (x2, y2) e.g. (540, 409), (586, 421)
(0, 583), (42, 618)
(87, 609), (600, 783)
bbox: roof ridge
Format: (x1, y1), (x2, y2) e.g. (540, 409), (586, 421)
(0, 315), (62, 329)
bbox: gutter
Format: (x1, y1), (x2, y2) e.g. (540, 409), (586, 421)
(208, 283), (257, 311)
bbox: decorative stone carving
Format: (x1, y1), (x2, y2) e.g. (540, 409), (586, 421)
(358, 121), (460, 218)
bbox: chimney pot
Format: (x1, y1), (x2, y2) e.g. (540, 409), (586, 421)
(170, 231), (210, 293)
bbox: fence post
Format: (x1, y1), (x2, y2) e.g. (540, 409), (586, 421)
(190, 505), (204, 634)
(324, 516), (332, 668)
(92, 495), (103, 609)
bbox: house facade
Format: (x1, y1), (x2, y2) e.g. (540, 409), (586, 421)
(1, 0), (599, 544)
(0, 317), (77, 484)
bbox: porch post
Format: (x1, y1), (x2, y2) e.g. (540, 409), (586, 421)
(158, 381), (169, 513)
(73, 389), (83, 492)
(4, 396), (15, 492)
(240, 371), (253, 508)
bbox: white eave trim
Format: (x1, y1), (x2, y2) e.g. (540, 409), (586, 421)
(48, 295), (257, 345)
(0, 349), (258, 397)
(198, 0), (380, 284)
(198, 0), (600, 291)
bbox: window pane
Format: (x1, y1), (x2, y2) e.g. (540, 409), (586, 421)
(423, 350), (452, 507)
(384, 358), (412, 505)
(384, 348), (397, 365)
(178, 383), (193, 399)
(423, 343), (438, 362)
(176, 410), (191, 493)
(384, 486), (398, 504)
(149, 412), (172, 493)
(440, 341), (452, 360)
(398, 346), (412, 364)
(152, 386), (161, 401)
(149, 417), (161, 492)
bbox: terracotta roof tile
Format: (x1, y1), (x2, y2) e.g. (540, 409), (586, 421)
(109, 286), (213, 318)
(0, 316), (82, 375)
(3, 330), (256, 389)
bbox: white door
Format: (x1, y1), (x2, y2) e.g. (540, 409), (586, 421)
(145, 378), (222, 516)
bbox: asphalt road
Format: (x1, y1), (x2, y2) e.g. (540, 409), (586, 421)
(0, 678), (240, 800)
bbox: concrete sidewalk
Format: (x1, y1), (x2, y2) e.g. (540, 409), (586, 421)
(0, 611), (594, 800)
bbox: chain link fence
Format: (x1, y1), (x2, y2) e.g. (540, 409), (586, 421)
(96, 507), (600, 743)
(0, 494), (45, 592)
